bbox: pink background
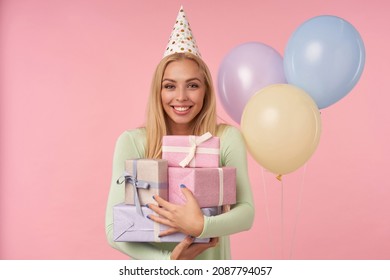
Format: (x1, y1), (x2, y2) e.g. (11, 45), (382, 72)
(1, 0), (389, 259)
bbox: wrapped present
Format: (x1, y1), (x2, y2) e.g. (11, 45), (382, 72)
(162, 132), (220, 168)
(168, 167), (236, 207)
(113, 203), (220, 243)
(116, 159), (168, 216)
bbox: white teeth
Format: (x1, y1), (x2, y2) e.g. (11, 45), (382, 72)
(174, 107), (190, 111)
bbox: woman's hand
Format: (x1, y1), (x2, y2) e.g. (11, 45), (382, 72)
(147, 184), (204, 237)
(171, 236), (219, 260)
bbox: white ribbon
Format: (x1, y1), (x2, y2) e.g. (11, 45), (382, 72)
(153, 221), (161, 242)
(218, 168), (224, 206)
(162, 146), (219, 154)
(179, 132), (212, 167)
(167, 132), (214, 167)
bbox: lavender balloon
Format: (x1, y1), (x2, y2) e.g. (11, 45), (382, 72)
(217, 42), (286, 123)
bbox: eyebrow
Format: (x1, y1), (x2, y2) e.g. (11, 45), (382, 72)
(162, 78), (202, 83)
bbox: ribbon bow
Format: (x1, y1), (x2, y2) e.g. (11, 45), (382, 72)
(179, 132), (213, 167)
(116, 160), (150, 216)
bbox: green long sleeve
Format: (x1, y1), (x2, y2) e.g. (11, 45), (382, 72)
(105, 128), (172, 259)
(198, 126), (255, 238)
(105, 125), (254, 260)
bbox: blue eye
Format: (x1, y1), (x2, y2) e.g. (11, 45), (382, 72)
(188, 83), (199, 88)
(163, 84), (175, 89)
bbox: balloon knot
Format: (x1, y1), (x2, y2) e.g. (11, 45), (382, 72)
(276, 174), (282, 181)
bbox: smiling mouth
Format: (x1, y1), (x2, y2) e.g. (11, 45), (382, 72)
(172, 106), (192, 112)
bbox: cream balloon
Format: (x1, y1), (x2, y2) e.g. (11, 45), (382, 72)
(241, 84), (322, 175)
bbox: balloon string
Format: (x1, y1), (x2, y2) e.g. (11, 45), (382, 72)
(281, 178), (284, 259)
(261, 168), (276, 259)
(289, 163), (307, 259)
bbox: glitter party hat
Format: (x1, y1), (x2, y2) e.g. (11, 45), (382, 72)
(163, 6), (201, 58)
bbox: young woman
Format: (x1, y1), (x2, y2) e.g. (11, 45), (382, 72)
(105, 52), (254, 260)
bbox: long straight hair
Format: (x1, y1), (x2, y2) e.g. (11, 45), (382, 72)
(145, 53), (218, 159)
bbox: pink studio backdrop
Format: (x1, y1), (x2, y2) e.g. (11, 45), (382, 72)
(1, 0), (389, 259)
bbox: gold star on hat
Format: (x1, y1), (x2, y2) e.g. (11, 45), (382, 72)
(163, 6), (201, 58)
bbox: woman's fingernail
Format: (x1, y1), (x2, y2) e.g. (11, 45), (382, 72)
(152, 195), (155, 200)
(146, 204), (149, 208)
(146, 215), (151, 219)
(180, 184), (186, 188)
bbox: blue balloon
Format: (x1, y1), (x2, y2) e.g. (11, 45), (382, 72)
(284, 15), (365, 109)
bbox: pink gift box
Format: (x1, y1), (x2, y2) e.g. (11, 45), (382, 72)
(168, 167), (236, 207)
(162, 132), (220, 168)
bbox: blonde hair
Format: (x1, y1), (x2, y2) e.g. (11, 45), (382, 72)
(145, 53), (218, 159)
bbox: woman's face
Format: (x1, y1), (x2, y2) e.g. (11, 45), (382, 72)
(161, 59), (206, 134)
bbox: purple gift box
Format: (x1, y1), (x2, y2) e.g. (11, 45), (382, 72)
(168, 167), (236, 207)
(162, 132), (220, 168)
(113, 203), (220, 243)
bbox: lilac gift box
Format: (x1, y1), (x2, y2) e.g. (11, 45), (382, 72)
(168, 167), (236, 207)
(162, 132), (220, 168)
(113, 203), (220, 243)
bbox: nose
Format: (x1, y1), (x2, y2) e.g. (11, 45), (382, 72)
(175, 86), (189, 101)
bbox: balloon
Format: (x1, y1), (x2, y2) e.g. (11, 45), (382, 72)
(241, 84), (321, 175)
(218, 42), (286, 123)
(284, 15), (365, 109)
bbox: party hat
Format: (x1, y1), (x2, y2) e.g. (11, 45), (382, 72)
(163, 6), (201, 58)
